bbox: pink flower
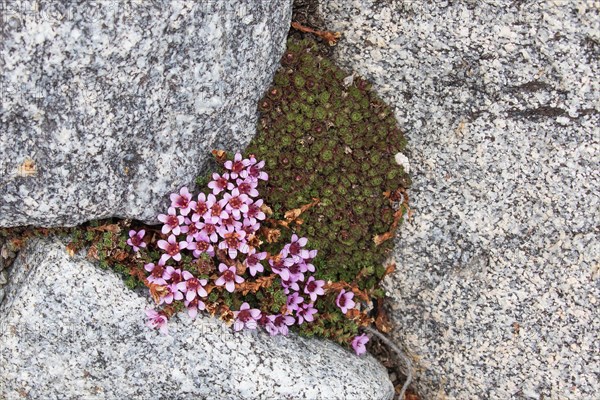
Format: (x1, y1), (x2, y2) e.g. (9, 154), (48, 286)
(284, 234), (309, 261)
(336, 289), (356, 314)
(191, 193), (211, 222)
(127, 229), (146, 252)
(268, 255), (293, 281)
(265, 314), (295, 336)
(145, 262), (167, 285)
(177, 270), (208, 302)
(224, 153), (251, 179)
(181, 217), (200, 242)
(243, 249), (267, 277)
(241, 218), (260, 237)
(157, 234), (188, 264)
(287, 261), (307, 283)
(304, 276), (325, 302)
(303, 249), (318, 272)
(160, 283), (183, 305)
(235, 178), (259, 197)
(197, 221), (219, 242)
(286, 292), (304, 312)
(245, 199), (266, 223)
(184, 297), (205, 319)
(296, 303), (318, 325)
(190, 232), (215, 258)
(222, 188), (251, 220)
(157, 207), (184, 235)
(351, 334), (369, 356)
(233, 302), (261, 331)
(280, 279), (300, 294)
(240, 158), (268, 182)
(170, 186), (193, 216)
(215, 263), (244, 293)
(205, 198), (229, 224)
(163, 266), (183, 284)
(217, 226), (248, 259)
(145, 309), (168, 335)
(207, 172), (234, 195)
(219, 212), (243, 232)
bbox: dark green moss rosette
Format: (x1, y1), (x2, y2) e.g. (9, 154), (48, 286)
(246, 37), (410, 294)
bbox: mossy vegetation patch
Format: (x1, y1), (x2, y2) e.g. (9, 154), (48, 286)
(1, 35), (411, 350)
(246, 36), (410, 290)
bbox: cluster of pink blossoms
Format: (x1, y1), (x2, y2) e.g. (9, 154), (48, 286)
(138, 153), (367, 355)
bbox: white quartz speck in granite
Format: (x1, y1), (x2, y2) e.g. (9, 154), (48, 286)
(0, 237), (394, 400)
(0, 0), (292, 227)
(321, 0), (599, 398)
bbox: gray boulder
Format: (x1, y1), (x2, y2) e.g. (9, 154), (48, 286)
(0, 237), (394, 399)
(0, 0), (292, 227)
(320, 0), (600, 398)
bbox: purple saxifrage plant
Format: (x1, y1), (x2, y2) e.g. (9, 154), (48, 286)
(138, 152), (367, 355)
(127, 229), (146, 252)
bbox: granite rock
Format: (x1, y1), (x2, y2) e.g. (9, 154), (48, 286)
(0, 238), (7, 303)
(320, 0), (599, 398)
(0, 0), (292, 227)
(0, 237), (394, 400)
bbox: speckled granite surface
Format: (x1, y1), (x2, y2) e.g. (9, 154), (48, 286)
(0, 0), (291, 227)
(0, 237), (394, 399)
(320, 0), (599, 398)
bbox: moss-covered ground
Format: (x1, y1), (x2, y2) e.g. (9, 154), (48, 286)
(246, 36), (410, 290)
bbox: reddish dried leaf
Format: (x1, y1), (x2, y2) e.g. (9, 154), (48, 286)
(284, 198), (320, 224)
(246, 234), (262, 249)
(130, 267), (147, 282)
(275, 220), (290, 229)
(112, 250), (128, 262)
(375, 299), (392, 333)
(9, 237), (27, 251)
(384, 262), (396, 276)
(373, 231), (393, 246)
(162, 304), (177, 318)
(147, 283), (167, 304)
(211, 149), (228, 164)
(204, 283), (216, 295)
(284, 208), (302, 222)
(348, 309), (374, 327)
(219, 305), (234, 323)
(66, 242), (77, 257)
(374, 208), (406, 246)
(237, 275), (276, 296)
(88, 224), (121, 234)
(261, 227), (281, 243)
(291, 21), (342, 45)
(87, 244), (99, 260)
(384, 188), (405, 203)
(205, 302), (219, 316)
(377, 188), (412, 245)
(260, 203), (273, 217)
(235, 260), (246, 276)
